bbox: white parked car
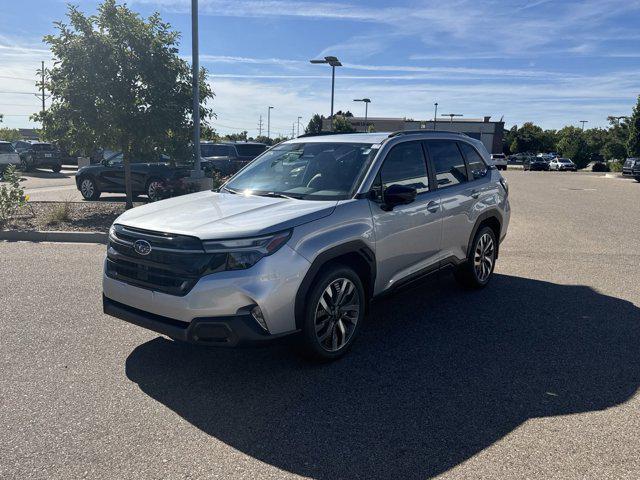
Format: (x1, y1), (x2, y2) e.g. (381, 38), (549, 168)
(490, 153), (508, 171)
(0, 141), (21, 173)
(549, 157), (577, 171)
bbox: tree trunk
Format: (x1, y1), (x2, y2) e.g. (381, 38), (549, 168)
(123, 146), (134, 210)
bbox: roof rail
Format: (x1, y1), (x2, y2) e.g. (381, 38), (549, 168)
(296, 131), (349, 138)
(387, 130), (469, 138)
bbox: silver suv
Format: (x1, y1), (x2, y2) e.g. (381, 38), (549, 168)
(103, 131), (510, 360)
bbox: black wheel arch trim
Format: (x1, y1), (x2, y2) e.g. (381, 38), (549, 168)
(294, 240), (376, 330)
(466, 210), (503, 260)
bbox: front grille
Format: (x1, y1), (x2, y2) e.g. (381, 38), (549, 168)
(106, 225), (219, 296)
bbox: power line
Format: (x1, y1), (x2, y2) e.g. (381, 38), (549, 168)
(0, 75), (34, 81)
(258, 115), (263, 136)
(0, 91), (39, 95)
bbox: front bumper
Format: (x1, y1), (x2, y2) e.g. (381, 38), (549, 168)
(103, 296), (296, 346)
(102, 243), (311, 337)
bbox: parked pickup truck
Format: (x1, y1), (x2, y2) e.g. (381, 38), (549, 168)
(200, 142), (267, 176)
(75, 152), (192, 201)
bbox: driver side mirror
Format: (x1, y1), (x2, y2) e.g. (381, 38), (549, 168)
(381, 184), (417, 211)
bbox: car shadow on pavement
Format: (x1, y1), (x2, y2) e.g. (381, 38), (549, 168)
(125, 273), (640, 479)
(20, 170), (72, 179)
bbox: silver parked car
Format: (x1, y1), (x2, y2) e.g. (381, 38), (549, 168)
(549, 157), (577, 171)
(103, 131), (510, 360)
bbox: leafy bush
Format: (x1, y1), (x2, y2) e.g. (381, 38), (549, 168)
(0, 165), (28, 227)
(609, 161), (623, 172)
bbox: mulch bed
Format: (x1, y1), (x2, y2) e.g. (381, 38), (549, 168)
(4, 201), (141, 233)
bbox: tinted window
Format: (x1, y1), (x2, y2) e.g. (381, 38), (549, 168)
(0, 143), (15, 153)
(378, 141), (429, 194)
(428, 140), (468, 187)
(201, 144), (232, 157)
(32, 143), (53, 151)
(235, 144), (267, 157)
(459, 142), (487, 179)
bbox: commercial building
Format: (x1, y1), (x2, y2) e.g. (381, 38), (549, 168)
(322, 116), (504, 154)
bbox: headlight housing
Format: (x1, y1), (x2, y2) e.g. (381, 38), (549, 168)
(202, 230), (292, 272)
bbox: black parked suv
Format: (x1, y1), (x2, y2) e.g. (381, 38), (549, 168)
(200, 142), (267, 176)
(523, 156), (550, 171)
(12, 141), (63, 172)
(622, 158), (640, 182)
(75, 152), (191, 201)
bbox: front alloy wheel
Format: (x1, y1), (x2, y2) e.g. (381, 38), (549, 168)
(299, 265), (365, 360)
(455, 226), (497, 289)
(79, 177), (100, 200)
(314, 278), (360, 352)
(146, 180), (165, 201)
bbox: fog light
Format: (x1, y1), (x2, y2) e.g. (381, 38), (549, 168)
(251, 306), (269, 332)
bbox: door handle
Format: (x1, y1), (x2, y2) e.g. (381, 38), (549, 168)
(471, 189), (480, 199)
(426, 200), (439, 213)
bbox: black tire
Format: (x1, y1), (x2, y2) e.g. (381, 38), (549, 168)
(51, 164), (62, 173)
(635, 177), (640, 183)
(78, 176), (101, 200)
(20, 156), (31, 172)
(454, 226), (498, 289)
(297, 264), (366, 361)
(146, 178), (166, 202)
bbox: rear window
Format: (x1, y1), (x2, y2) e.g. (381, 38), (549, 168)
(32, 143), (54, 151)
(235, 144), (267, 157)
(201, 144), (232, 157)
(0, 143), (16, 153)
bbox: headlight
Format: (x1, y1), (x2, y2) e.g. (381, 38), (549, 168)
(202, 230), (292, 271)
(108, 224), (117, 242)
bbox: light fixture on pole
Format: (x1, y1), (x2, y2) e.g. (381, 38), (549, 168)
(433, 102), (438, 130)
(579, 120), (589, 130)
(353, 98), (371, 132)
(191, 0), (203, 179)
(267, 106), (274, 139)
(442, 113), (463, 123)
(310, 56), (342, 131)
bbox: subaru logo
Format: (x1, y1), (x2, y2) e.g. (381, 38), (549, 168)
(133, 239), (152, 256)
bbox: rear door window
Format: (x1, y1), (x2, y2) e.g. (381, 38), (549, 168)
(427, 140), (468, 188)
(459, 142), (488, 179)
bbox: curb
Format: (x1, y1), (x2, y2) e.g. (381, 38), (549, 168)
(0, 230), (107, 244)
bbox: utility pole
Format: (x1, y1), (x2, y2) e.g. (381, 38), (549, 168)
(297, 116), (302, 137)
(291, 123), (295, 139)
(40, 61), (45, 116)
(579, 120), (589, 131)
(258, 115), (263, 137)
(433, 102), (438, 130)
(191, 0), (203, 178)
(442, 113), (463, 123)
(267, 106), (274, 139)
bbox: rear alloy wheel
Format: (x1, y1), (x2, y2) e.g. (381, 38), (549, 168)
(455, 226), (497, 289)
(146, 179), (165, 202)
(299, 265), (365, 361)
(52, 164), (62, 173)
(79, 177), (100, 200)
(20, 156), (30, 172)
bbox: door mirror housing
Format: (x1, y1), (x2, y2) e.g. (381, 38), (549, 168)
(382, 184), (417, 211)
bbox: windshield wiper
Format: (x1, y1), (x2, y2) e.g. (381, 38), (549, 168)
(255, 191), (301, 200)
(220, 186), (239, 194)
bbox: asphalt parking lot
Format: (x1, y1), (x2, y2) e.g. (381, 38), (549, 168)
(1, 171), (639, 479)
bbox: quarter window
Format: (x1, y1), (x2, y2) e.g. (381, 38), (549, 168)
(459, 142), (487, 179)
(378, 141), (429, 194)
(428, 140), (468, 188)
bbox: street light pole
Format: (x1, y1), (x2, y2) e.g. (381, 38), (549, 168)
(579, 120), (589, 131)
(310, 56), (342, 131)
(267, 106), (274, 139)
(191, 0), (202, 178)
(433, 102), (438, 130)
(353, 98), (371, 132)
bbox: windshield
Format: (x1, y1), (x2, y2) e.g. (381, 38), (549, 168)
(235, 144), (267, 157)
(224, 142), (378, 200)
(559, 158), (572, 163)
(0, 143), (16, 153)
(32, 143), (54, 151)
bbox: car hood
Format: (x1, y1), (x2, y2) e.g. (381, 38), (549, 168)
(114, 190), (337, 240)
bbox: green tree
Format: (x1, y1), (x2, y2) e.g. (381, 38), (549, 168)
(332, 115), (356, 133)
(509, 122), (545, 153)
(584, 127), (608, 156)
(556, 126), (590, 167)
(0, 128), (22, 142)
(602, 140), (627, 160)
(305, 114), (324, 134)
(224, 131), (248, 141)
(36, 0), (214, 208)
(627, 95), (640, 157)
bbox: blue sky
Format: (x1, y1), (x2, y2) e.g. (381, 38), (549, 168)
(1, 0), (639, 135)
